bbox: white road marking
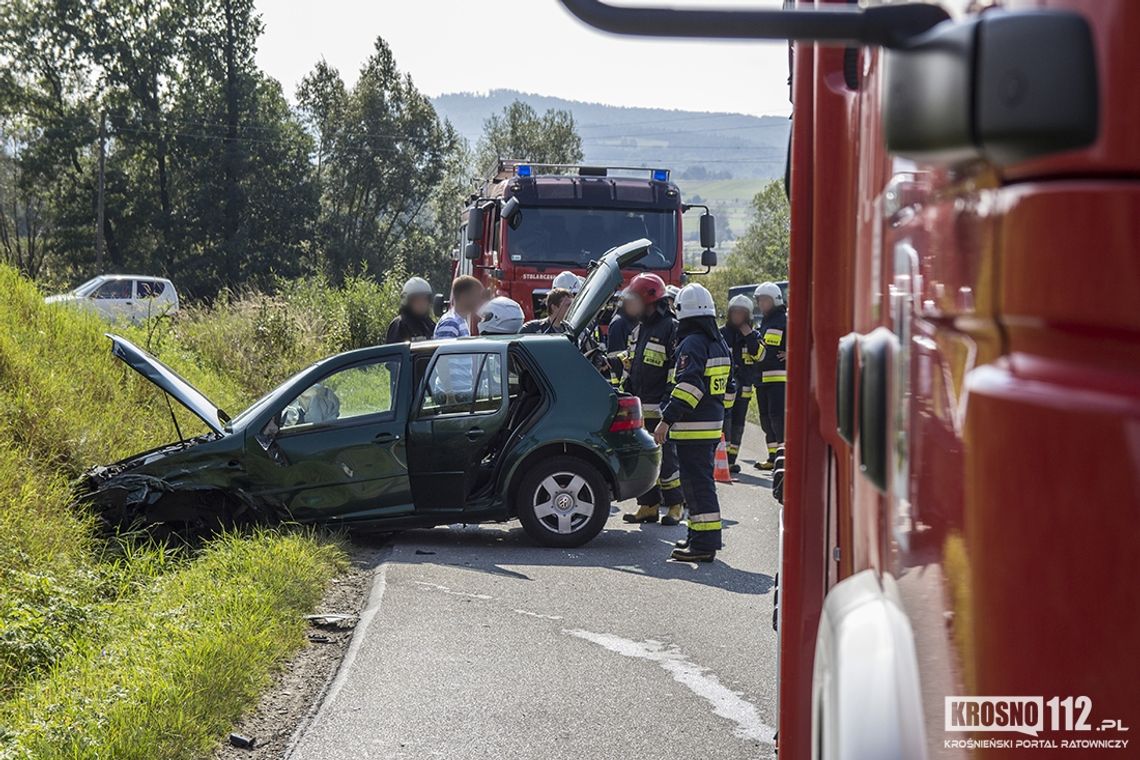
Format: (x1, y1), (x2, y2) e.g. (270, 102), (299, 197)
(565, 628), (775, 746)
(513, 609), (563, 621)
(414, 580), (493, 600)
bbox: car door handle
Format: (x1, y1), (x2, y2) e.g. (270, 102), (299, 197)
(373, 432), (401, 444)
(466, 427), (485, 440)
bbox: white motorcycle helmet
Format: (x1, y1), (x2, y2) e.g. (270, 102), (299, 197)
(401, 276), (432, 301)
(754, 281), (784, 307)
(552, 271), (582, 295)
(478, 297), (525, 334)
(675, 284), (717, 321)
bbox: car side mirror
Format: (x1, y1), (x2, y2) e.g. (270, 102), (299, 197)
(701, 248), (717, 267)
(464, 241), (482, 261)
(699, 213), (716, 249)
(433, 293), (446, 317)
(501, 196), (522, 230)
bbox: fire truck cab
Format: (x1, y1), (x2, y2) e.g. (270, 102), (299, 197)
(455, 161), (716, 320)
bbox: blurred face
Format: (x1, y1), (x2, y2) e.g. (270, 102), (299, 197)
(728, 306), (749, 326)
(406, 293), (431, 317)
(549, 297), (572, 322)
(756, 295), (776, 315)
(624, 295), (645, 319)
(453, 288), (482, 316)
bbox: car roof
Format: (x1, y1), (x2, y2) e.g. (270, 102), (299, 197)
(95, 274), (172, 282)
(409, 333), (568, 353)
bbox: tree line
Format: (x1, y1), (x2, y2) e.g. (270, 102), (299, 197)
(0, 0), (583, 297)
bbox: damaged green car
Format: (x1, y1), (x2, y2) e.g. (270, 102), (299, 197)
(81, 240), (660, 547)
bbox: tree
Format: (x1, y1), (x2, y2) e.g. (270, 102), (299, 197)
(704, 180), (789, 311)
(475, 100), (583, 173)
(297, 39), (463, 283)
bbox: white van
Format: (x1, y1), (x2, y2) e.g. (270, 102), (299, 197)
(45, 275), (179, 323)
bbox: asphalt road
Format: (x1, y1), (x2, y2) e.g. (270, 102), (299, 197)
(289, 424), (780, 760)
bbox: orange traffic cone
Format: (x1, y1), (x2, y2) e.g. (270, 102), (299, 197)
(714, 435), (733, 484)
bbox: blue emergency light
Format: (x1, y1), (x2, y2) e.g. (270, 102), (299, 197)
(652, 169), (669, 181)
(516, 165), (533, 177)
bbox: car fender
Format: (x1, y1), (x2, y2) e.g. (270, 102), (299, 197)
(812, 569), (926, 760)
(500, 437), (617, 512)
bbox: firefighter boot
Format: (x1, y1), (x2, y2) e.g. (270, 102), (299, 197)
(670, 546), (716, 563)
(623, 504), (659, 523)
(661, 504), (684, 526)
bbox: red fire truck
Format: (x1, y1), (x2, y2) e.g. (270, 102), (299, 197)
(561, 1), (1139, 758)
(454, 161), (716, 320)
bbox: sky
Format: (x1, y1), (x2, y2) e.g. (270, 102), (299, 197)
(254, 0), (792, 118)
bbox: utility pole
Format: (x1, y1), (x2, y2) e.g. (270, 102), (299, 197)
(95, 111), (106, 271)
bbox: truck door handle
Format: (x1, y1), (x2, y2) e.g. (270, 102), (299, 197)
(466, 427), (485, 440)
(373, 432), (400, 444)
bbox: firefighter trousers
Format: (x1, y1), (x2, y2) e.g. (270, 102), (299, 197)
(678, 440), (722, 551)
(722, 385), (752, 464)
(638, 418), (684, 507)
(755, 382), (786, 460)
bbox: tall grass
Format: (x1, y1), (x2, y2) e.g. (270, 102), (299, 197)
(0, 264), (384, 757)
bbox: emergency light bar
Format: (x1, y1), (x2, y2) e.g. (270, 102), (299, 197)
(495, 159), (670, 182)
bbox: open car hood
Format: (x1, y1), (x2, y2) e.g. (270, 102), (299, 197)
(107, 334), (230, 435)
(564, 238), (652, 340)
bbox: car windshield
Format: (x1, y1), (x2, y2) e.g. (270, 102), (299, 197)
(72, 277), (105, 297)
(505, 206), (677, 270)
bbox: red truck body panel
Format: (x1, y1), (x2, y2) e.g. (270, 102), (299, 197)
(780, 1), (1140, 757)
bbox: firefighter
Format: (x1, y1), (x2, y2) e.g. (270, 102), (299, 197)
(552, 270), (582, 296)
(721, 294), (761, 473)
(621, 272), (685, 526)
(753, 282), (787, 470)
(385, 276), (436, 343)
(663, 284), (681, 313)
(521, 288), (573, 334)
(658, 283), (731, 563)
(605, 289), (643, 388)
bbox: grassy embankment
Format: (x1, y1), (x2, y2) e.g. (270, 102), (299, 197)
(0, 265), (403, 758)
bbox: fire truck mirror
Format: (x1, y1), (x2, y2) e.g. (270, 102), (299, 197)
(700, 249), (717, 268)
(699, 213), (716, 249)
(858, 327), (896, 492)
(501, 197), (522, 230)
(432, 293), (446, 317)
(464, 240), (482, 261)
(466, 205), (484, 242)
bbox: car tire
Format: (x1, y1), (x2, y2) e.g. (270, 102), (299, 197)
(515, 455), (611, 548)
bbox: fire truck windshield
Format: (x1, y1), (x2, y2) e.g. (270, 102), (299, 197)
(505, 206), (677, 270)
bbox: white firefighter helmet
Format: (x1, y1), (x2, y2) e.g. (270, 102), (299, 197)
(728, 294), (754, 313)
(754, 281), (784, 306)
(552, 271), (582, 294)
(478, 296), (525, 334)
(675, 283), (716, 320)
(401, 276), (432, 300)
(664, 284), (681, 301)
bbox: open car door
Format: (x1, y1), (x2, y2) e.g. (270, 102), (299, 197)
(406, 342), (511, 512)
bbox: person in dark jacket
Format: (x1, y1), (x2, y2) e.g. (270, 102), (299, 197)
(752, 282), (788, 470)
(520, 288), (573, 334)
(621, 273), (685, 526)
(659, 283), (731, 562)
(385, 276), (436, 343)
(605, 290), (644, 388)
(721, 294), (762, 473)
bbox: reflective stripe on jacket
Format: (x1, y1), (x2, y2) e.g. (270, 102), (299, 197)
(756, 304), (787, 382)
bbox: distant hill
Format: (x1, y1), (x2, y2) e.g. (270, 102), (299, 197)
(430, 89), (789, 180)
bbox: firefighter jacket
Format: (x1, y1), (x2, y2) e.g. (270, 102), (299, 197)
(606, 311), (635, 387)
(626, 303), (678, 419)
(719, 323), (762, 409)
(756, 304), (788, 385)
(661, 318), (731, 441)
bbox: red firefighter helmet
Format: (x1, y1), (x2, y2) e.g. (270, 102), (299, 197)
(627, 273), (667, 305)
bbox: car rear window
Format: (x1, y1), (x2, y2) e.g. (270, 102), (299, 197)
(137, 280), (166, 298)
